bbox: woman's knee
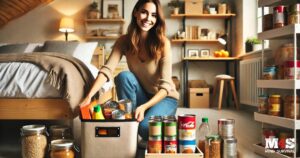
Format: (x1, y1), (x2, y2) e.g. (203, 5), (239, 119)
(138, 119), (149, 140)
(114, 71), (135, 84)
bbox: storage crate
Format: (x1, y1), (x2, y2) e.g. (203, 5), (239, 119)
(189, 88), (209, 108)
(185, 0), (203, 15)
(81, 119), (138, 158)
(145, 147), (203, 158)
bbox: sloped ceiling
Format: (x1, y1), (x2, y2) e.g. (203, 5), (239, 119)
(0, 0), (54, 27)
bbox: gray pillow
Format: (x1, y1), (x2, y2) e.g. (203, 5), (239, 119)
(40, 41), (79, 56)
(0, 43), (29, 54)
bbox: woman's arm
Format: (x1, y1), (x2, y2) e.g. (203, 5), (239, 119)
(80, 37), (124, 107)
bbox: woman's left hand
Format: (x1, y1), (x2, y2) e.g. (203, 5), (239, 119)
(135, 105), (147, 122)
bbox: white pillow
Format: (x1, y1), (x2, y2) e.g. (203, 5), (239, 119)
(73, 42), (98, 63)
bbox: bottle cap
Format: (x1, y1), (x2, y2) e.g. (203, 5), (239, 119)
(94, 105), (101, 112)
(202, 117), (208, 123)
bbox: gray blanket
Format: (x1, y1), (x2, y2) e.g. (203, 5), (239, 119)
(0, 52), (95, 116)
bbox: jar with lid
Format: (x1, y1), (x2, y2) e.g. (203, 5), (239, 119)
(273, 5), (287, 28)
(50, 139), (75, 158)
(288, 4), (300, 24)
(21, 125), (48, 158)
(268, 95), (282, 116)
(49, 125), (72, 141)
(258, 95), (268, 114)
(284, 60), (300, 80)
(284, 95), (300, 119)
(205, 135), (221, 158)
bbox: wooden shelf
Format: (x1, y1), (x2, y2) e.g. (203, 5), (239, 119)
(183, 57), (237, 61)
(258, 0), (297, 7)
(257, 80), (300, 89)
(258, 24), (300, 40)
(170, 13), (236, 19)
(85, 36), (119, 40)
(254, 112), (300, 129)
(171, 39), (220, 44)
(253, 144), (292, 158)
(85, 18), (125, 23)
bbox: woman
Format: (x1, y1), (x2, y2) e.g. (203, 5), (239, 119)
(80, 0), (179, 141)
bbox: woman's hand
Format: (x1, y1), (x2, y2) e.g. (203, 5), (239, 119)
(79, 97), (91, 108)
(135, 105), (147, 122)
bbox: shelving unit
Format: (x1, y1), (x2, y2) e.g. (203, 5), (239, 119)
(170, 13), (236, 107)
(255, 1), (299, 157)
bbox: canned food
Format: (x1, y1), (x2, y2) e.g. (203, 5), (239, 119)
(223, 138), (237, 158)
(258, 95), (268, 114)
(148, 136), (162, 153)
(163, 115), (176, 121)
(179, 140), (196, 153)
(118, 99), (133, 119)
(149, 120), (162, 136)
(164, 136), (177, 153)
(218, 119), (235, 138)
(284, 95), (300, 119)
(112, 110), (126, 120)
(268, 95), (282, 116)
(149, 115), (162, 121)
(178, 114), (196, 140)
(163, 120), (177, 137)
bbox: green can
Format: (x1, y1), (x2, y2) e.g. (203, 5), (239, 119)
(163, 120), (177, 137)
(149, 120), (162, 136)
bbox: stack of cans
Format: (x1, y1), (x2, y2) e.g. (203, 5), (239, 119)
(218, 118), (237, 158)
(148, 116), (163, 153)
(178, 114), (196, 153)
(163, 116), (177, 153)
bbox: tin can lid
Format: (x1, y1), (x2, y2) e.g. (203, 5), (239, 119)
(149, 120), (162, 125)
(178, 114), (195, 118)
(218, 118), (235, 124)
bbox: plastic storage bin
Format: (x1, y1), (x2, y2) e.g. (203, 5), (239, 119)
(81, 119), (138, 158)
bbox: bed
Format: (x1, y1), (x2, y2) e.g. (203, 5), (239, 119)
(0, 41), (99, 120)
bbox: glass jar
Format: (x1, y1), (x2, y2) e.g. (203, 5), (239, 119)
(50, 139), (75, 158)
(205, 135), (221, 158)
(49, 125), (72, 141)
(21, 125), (47, 158)
(273, 5), (287, 28)
(288, 4), (300, 24)
(284, 95), (300, 119)
(268, 95), (282, 116)
(258, 95), (268, 114)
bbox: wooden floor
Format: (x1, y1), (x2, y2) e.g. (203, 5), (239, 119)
(0, 106), (263, 158)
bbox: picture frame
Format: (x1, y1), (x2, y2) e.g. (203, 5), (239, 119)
(200, 49), (210, 57)
(187, 49), (199, 58)
(102, 0), (123, 19)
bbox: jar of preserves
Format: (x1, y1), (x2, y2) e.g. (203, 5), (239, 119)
(50, 139), (75, 158)
(268, 95), (282, 116)
(21, 125), (47, 158)
(258, 95), (268, 114)
(205, 135), (221, 158)
(284, 95), (300, 119)
(49, 125), (72, 141)
(273, 6), (287, 28)
(288, 4), (300, 24)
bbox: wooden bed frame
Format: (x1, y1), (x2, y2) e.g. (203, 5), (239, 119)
(0, 99), (73, 120)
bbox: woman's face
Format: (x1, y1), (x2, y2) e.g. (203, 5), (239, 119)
(134, 2), (157, 32)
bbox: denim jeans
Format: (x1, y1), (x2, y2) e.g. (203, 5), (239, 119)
(114, 71), (178, 140)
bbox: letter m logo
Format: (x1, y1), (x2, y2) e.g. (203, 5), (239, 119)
(265, 138), (278, 149)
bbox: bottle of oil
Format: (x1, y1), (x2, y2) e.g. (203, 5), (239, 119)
(197, 117), (211, 155)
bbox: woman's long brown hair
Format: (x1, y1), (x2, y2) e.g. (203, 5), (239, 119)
(126, 0), (166, 59)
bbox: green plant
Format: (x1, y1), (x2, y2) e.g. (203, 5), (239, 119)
(89, 1), (98, 11)
(246, 37), (262, 45)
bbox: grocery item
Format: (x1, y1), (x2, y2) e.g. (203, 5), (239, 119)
(258, 95), (268, 114)
(148, 136), (162, 153)
(163, 136), (177, 153)
(197, 117), (211, 155)
(178, 114), (196, 153)
(268, 95), (282, 116)
(284, 95), (300, 119)
(288, 4), (300, 24)
(218, 119), (235, 138)
(163, 119), (177, 137)
(118, 99), (133, 119)
(49, 125), (72, 141)
(273, 5), (287, 28)
(50, 139), (75, 158)
(21, 125), (47, 158)
(205, 135), (221, 158)
(92, 105), (104, 120)
(284, 60), (300, 79)
(111, 109), (126, 120)
(149, 119), (162, 136)
(223, 138), (237, 158)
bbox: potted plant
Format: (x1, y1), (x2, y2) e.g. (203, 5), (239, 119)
(246, 37), (262, 52)
(88, 1), (100, 19)
(168, 0), (182, 15)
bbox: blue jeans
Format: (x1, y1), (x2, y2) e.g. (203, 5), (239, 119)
(114, 71), (178, 140)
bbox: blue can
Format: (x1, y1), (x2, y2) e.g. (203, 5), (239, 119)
(179, 140), (196, 153)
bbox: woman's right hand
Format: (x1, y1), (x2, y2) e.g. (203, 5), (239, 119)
(79, 97), (92, 108)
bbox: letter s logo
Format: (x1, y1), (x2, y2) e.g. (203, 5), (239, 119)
(285, 138), (295, 149)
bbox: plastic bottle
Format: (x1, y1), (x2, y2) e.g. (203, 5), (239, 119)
(197, 117), (211, 155)
(93, 105), (105, 120)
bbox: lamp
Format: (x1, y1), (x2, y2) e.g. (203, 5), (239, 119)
(217, 34), (227, 45)
(59, 17), (74, 41)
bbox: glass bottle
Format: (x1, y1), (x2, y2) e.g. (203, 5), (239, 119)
(197, 117), (211, 155)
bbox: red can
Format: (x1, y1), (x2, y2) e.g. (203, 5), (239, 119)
(164, 136), (177, 153)
(178, 114), (196, 140)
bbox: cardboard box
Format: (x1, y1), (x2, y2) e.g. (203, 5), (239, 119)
(189, 88), (209, 108)
(185, 0), (203, 15)
(81, 119), (138, 158)
(145, 147), (203, 158)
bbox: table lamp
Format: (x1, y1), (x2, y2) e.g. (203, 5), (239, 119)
(59, 17), (74, 41)
(217, 34), (227, 45)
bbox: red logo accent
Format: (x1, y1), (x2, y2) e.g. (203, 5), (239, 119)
(180, 121), (195, 128)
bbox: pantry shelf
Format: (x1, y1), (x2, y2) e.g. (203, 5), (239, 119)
(253, 144), (292, 158)
(258, 24), (300, 40)
(258, 0), (299, 7)
(257, 80), (300, 89)
(254, 112), (300, 129)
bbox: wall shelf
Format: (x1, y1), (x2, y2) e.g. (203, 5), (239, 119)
(258, 24), (300, 40)
(257, 80), (300, 89)
(85, 19), (125, 23)
(171, 39), (220, 44)
(183, 57), (237, 61)
(253, 144), (292, 158)
(254, 112), (300, 129)
(170, 14), (236, 19)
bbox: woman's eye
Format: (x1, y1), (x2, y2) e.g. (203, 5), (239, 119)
(152, 14), (157, 18)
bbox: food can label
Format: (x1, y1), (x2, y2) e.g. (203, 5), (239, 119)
(149, 121), (162, 136)
(164, 121), (177, 136)
(148, 139), (162, 153)
(179, 129), (196, 140)
(178, 114), (196, 129)
(179, 140), (196, 153)
(164, 139), (177, 153)
(269, 104), (280, 112)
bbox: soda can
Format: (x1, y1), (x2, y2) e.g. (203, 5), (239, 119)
(163, 120), (177, 137)
(179, 140), (196, 153)
(178, 114), (196, 140)
(148, 136), (162, 153)
(149, 120), (162, 136)
(164, 136), (177, 153)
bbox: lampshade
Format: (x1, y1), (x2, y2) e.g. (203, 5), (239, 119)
(59, 17), (74, 33)
(218, 34), (227, 45)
